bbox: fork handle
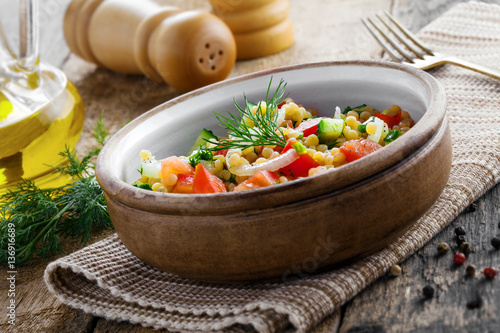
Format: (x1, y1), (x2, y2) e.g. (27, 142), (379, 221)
(444, 56), (500, 80)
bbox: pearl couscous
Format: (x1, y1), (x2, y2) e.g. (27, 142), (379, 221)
(133, 81), (415, 194)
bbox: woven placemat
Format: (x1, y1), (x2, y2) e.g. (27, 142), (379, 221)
(44, 2), (500, 332)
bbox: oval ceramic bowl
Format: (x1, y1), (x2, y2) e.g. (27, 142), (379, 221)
(96, 60), (451, 283)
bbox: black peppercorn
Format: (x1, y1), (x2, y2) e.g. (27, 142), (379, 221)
(491, 237), (500, 250)
(455, 226), (466, 236)
(466, 264), (476, 276)
(456, 234), (466, 246)
(468, 203), (477, 212)
(459, 242), (473, 255)
(422, 285), (434, 299)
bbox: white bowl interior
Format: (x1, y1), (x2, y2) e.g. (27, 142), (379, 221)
(110, 63), (431, 184)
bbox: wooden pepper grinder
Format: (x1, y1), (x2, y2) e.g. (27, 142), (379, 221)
(208, 0), (294, 59)
(63, 0), (236, 92)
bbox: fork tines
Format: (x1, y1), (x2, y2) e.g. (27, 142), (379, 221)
(362, 11), (433, 64)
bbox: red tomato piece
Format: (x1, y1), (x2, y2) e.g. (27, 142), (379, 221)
(160, 156), (194, 179)
(172, 174), (194, 194)
(215, 148), (228, 157)
(192, 164), (227, 194)
(280, 154), (320, 178)
(339, 139), (382, 162)
(234, 170), (280, 192)
(294, 117), (328, 137)
(373, 112), (401, 129)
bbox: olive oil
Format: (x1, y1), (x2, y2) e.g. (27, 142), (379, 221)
(0, 81), (85, 194)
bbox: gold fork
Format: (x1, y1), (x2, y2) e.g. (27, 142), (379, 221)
(362, 11), (500, 80)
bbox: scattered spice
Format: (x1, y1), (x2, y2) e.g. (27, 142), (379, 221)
(466, 299), (483, 310)
(491, 237), (500, 250)
(465, 264), (476, 276)
(456, 234), (466, 246)
(459, 242), (473, 255)
(453, 252), (466, 265)
(437, 242), (450, 255)
(483, 267), (498, 279)
(455, 226), (466, 236)
(389, 264), (402, 277)
(422, 285), (434, 299)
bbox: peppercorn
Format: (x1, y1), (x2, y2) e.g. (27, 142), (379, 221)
(455, 226), (466, 236)
(453, 252), (466, 265)
(456, 235), (466, 246)
(483, 267), (498, 279)
(389, 264), (402, 277)
(491, 237), (500, 250)
(459, 242), (473, 255)
(468, 202), (477, 212)
(422, 285), (434, 299)
(437, 242), (450, 255)
(465, 264), (476, 276)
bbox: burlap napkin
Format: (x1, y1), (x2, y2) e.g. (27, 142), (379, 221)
(44, 2), (500, 332)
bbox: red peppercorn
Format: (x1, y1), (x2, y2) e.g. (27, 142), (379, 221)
(454, 252), (466, 265)
(483, 267), (498, 278)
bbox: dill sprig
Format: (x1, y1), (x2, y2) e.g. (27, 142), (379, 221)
(0, 115), (112, 265)
(209, 78), (288, 150)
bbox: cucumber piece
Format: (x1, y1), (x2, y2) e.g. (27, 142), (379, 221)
(317, 118), (344, 144)
(188, 128), (217, 154)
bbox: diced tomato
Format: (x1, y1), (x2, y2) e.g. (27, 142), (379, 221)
(280, 153), (320, 178)
(280, 120), (294, 129)
(172, 174), (194, 194)
(273, 146), (284, 153)
(192, 164), (227, 194)
(215, 148), (228, 157)
(339, 139), (382, 162)
(160, 156), (194, 179)
(282, 138), (298, 153)
(294, 117), (328, 137)
(373, 112), (401, 129)
(234, 170), (280, 192)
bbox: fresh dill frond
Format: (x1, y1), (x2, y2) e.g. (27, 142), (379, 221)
(208, 78), (288, 150)
(0, 114), (112, 265)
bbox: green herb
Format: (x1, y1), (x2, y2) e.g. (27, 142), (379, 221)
(188, 146), (214, 167)
(208, 78), (287, 150)
(342, 104), (367, 115)
(133, 183), (152, 191)
(0, 115), (112, 265)
(383, 130), (402, 144)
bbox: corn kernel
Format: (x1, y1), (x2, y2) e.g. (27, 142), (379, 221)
(325, 155), (334, 165)
(305, 134), (319, 147)
(346, 111), (359, 119)
(214, 159), (224, 171)
(306, 148), (315, 157)
(317, 144), (328, 152)
(363, 105), (374, 113)
(139, 150), (152, 160)
(214, 155), (226, 163)
(255, 157), (267, 164)
(262, 147), (273, 159)
(332, 151), (346, 163)
(388, 104), (401, 116)
(156, 186), (167, 193)
(400, 110), (410, 119)
(343, 126), (351, 137)
(151, 182), (163, 191)
(330, 148), (340, 155)
(235, 176), (248, 184)
(366, 122), (377, 135)
(220, 170), (232, 180)
(165, 173), (178, 186)
(346, 129), (359, 140)
(287, 130), (301, 138)
(283, 104), (294, 117)
(243, 116), (255, 127)
(239, 157), (250, 165)
(227, 183), (236, 191)
(313, 152), (325, 163)
(246, 152), (258, 163)
(360, 111), (372, 121)
(279, 176), (288, 184)
(228, 153), (241, 166)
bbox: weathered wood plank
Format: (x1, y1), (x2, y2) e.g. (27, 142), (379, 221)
(338, 183), (500, 333)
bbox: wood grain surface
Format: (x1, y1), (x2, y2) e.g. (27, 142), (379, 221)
(1, 0), (499, 332)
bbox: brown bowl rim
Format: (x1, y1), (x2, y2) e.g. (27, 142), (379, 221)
(96, 60), (446, 215)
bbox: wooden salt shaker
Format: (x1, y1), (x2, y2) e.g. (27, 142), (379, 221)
(64, 0), (236, 92)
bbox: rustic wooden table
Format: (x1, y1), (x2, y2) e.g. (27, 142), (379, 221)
(1, 0), (499, 332)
